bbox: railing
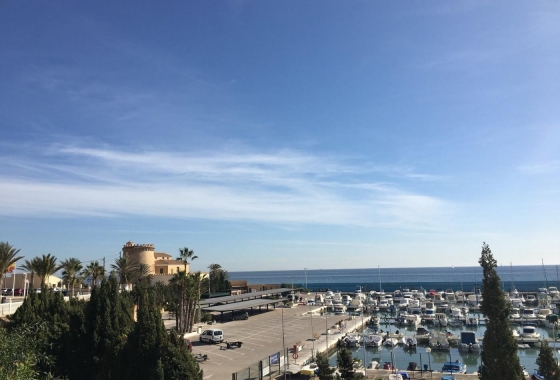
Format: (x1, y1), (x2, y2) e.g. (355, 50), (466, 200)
(0, 294), (91, 316)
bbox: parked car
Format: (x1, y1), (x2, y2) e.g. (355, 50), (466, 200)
(199, 329), (224, 343)
(231, 311), (249, 321)
(1, 289), (12, 296)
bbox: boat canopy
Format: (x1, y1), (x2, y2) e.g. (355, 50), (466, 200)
(460, 331), (477, 345)
(546, 314), (559, 323)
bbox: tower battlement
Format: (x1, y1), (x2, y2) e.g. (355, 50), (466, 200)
(122, 241), (155, 251)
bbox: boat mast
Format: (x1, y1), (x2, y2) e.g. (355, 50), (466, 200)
(542, 259), (548, 289)
(510, 262), (514, 293)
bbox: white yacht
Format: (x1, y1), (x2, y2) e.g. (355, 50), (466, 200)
(423, 302), (436, 321)
(548, 287), (560, 298)
(519, 322), (540, 339)
(526, 294), (537, 304)
(334, 304), (347, 315)
(378, 299), (389, 311)
(333, 292), (343, 304)
(509, 307), (521, 320)
(384, 294), (394, 305)
(398, 298), (410, 310)
(434, 313), (448, 327)
(521, 308), (538, 321)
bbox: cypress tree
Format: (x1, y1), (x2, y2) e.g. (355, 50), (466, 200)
(336, 347), (355, 379)
(124, 283), (169, 380)
(478, 242), (524, 380)
(316, 351), (335, 380)
(78, 274), (135, 380)
(536, 341), (560, 380)
(125, 282), (203, 380)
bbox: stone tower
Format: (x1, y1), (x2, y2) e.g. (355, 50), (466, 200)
(122, 241), (155, 275)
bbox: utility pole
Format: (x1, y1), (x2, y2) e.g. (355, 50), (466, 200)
(103, 257), (106, 273)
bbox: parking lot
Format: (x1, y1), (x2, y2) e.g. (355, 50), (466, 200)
(169, 303), (337, 379)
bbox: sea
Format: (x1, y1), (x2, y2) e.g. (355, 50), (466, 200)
(230, 265), (560, 293)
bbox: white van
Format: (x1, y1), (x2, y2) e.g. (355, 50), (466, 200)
(200, 329), (224, 343)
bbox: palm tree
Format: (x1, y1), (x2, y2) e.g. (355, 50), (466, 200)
(81, 261), (105, 288)
(177, 247), (197, 273)
(0, 242), (23, 287)
(207, 263), (222, 294)
(133, 263), (152, 284)
(169, 271), (203, 334)
(20, 258), (38, 290)
(34, 253), (58, 288)
(111, 256), (137, 290)
(58, 258), (83, 296)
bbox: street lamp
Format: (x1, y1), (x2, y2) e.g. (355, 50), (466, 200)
(425, 347), (432, 373)
(23, 273), (27, 297)
(304, 268), (308, 290)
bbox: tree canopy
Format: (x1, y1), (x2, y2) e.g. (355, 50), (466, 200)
(478, 242), (524, 380)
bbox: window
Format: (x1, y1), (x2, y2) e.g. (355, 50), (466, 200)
(177, 266), (180, 273)
(159, 268), (163, 274)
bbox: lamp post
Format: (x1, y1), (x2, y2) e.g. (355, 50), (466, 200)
(426, 347), (432, 373)
(310, 311), (315, 360)
(304, 268), (308, 290)
(362, 313), (366, 372)
(23, 273), (27, 297)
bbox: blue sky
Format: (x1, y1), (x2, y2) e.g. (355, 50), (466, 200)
(1, 1), (559, 272)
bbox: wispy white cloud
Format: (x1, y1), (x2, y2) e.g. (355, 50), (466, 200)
(0, 143), (453, 230)
(518, 160), (560, 175)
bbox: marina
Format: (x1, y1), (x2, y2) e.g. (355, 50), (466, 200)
(224, 265), (560, 377)
(274, 284), (560, 378)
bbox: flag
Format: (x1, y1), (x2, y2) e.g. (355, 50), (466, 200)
(6, 262), (16, 273)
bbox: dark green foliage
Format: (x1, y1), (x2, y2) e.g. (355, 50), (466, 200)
(124, 283), (169, 380)
(536, 341), (560, 380)
(8, 274), (203, 379)
(159, 332), (203, 380)
(478, 242), (524, 380)
(9, 286), (85, 377)
(79, 275), (135, 380)
(206, 263), (231, 293)
(0, 325), (40, 379)
(316, 352), (335, 380)
(336, 347), (356, 379)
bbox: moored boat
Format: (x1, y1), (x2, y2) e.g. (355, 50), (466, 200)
(401, 336), (417, 349)
(458, 331), (480, 353)
(363, 334), (383, 347)
(441, 360), (467, 374)
(383, 337), (399, 347)
(519, 322), (540, 339)
(543, 313), (559, 329)
(429, 331), (450, 350)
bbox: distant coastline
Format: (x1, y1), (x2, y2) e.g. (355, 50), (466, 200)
(230, 265), (560, 292)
